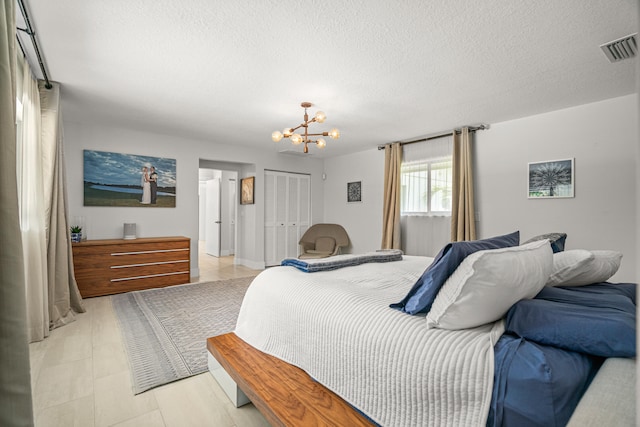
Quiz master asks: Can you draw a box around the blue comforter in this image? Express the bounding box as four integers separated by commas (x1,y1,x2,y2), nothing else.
489,282,636,427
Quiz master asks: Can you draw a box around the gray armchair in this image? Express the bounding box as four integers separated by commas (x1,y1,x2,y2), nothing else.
298,224,350,259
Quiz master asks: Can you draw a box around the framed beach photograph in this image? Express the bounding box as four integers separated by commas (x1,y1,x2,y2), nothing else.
347,181,362,203
528,158,574,199
83,150,176,207
240,176,255,205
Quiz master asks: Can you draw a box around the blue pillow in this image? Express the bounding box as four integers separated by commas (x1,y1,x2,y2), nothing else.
523,232,567,253
557,281,636,305
488,335,600,427
505,283,637,357
390,231,520,314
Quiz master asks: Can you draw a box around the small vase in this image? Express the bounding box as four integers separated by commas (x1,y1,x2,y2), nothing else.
71,232,82,243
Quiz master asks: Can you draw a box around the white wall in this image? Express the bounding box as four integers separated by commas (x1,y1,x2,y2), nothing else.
324,95,637,282
323,148,384,253
64,122,325,276
475,94,637,282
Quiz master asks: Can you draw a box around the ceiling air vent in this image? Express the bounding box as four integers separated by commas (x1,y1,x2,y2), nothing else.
600,33,637,63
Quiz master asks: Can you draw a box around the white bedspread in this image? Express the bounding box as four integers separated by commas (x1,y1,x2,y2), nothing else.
235,256,504,427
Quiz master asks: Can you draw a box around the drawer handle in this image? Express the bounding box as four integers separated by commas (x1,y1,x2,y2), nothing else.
110,271,189,282
111,248,189,256
110,260,189,269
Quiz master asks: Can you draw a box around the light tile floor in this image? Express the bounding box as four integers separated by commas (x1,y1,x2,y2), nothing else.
30,246,268,427
196,241,259,282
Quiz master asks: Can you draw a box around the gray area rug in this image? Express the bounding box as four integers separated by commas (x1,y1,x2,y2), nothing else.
112,277,255,394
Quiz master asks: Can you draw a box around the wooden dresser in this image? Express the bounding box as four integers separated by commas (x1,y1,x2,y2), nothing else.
72,236,191,297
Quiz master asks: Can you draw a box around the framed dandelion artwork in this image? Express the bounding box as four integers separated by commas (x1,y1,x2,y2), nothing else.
528,158,574,199
347,181,362,203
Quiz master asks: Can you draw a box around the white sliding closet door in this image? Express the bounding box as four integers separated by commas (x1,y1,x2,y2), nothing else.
264,171,310,266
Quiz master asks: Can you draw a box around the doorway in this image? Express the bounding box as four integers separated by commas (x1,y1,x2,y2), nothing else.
198,168,238,279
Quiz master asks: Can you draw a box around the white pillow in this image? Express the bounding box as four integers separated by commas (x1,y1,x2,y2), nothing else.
426,239,552,330
546,250,595,286
551,250,623,287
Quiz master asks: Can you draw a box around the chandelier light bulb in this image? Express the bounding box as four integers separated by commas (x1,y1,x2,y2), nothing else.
329,128,340,139
283,128,293,137
317,138,326,149
272,131,283,142
314,111,326,123
291,133,303,145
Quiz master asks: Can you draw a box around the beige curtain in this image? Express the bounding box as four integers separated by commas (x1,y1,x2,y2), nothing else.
17,54,49,342
16,67,84,340
0,1,35,425
381,142,402,249
451,127,477,241
39,82,85,329
17,62,84,339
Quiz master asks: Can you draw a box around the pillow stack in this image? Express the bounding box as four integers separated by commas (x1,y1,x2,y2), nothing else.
391,230,626,331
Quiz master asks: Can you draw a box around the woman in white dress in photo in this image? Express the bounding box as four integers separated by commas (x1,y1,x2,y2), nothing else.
141,166,151,204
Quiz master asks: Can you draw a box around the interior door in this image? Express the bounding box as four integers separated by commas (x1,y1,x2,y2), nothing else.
205,178,221,257
286,175,300,257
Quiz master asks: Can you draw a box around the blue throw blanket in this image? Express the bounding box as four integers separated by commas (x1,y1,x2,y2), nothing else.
281,250,403,273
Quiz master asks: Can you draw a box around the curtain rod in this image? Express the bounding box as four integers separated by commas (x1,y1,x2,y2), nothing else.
377,124,489,150
16,0,52,89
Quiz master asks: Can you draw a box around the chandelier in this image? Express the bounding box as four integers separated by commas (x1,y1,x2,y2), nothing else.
271,102,340,153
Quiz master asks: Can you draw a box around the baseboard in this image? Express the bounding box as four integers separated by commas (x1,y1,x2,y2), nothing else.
234,257,265,270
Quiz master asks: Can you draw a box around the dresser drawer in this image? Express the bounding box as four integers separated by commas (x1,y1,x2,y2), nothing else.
109,260,190,280
72,249,189,271
74,240,189,256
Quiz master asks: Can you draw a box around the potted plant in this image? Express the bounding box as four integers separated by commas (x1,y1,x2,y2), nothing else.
70,225,82,243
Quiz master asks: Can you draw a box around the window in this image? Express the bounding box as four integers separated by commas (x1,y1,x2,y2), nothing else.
401,156,453,215
400,136,453,215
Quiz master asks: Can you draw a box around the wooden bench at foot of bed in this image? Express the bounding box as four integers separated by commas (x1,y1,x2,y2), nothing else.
207,333,374,427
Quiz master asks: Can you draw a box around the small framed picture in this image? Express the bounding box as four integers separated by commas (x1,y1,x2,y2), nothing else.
347,181,362,203
240,176,255,205
528,158,574,198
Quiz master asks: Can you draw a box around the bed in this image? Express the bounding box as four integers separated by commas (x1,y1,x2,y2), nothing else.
212,232,636,426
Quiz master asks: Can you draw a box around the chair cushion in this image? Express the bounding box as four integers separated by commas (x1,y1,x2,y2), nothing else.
315,236,336,253
299,252,332,259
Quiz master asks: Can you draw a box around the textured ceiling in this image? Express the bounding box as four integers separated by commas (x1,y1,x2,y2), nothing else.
23,0,637,158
